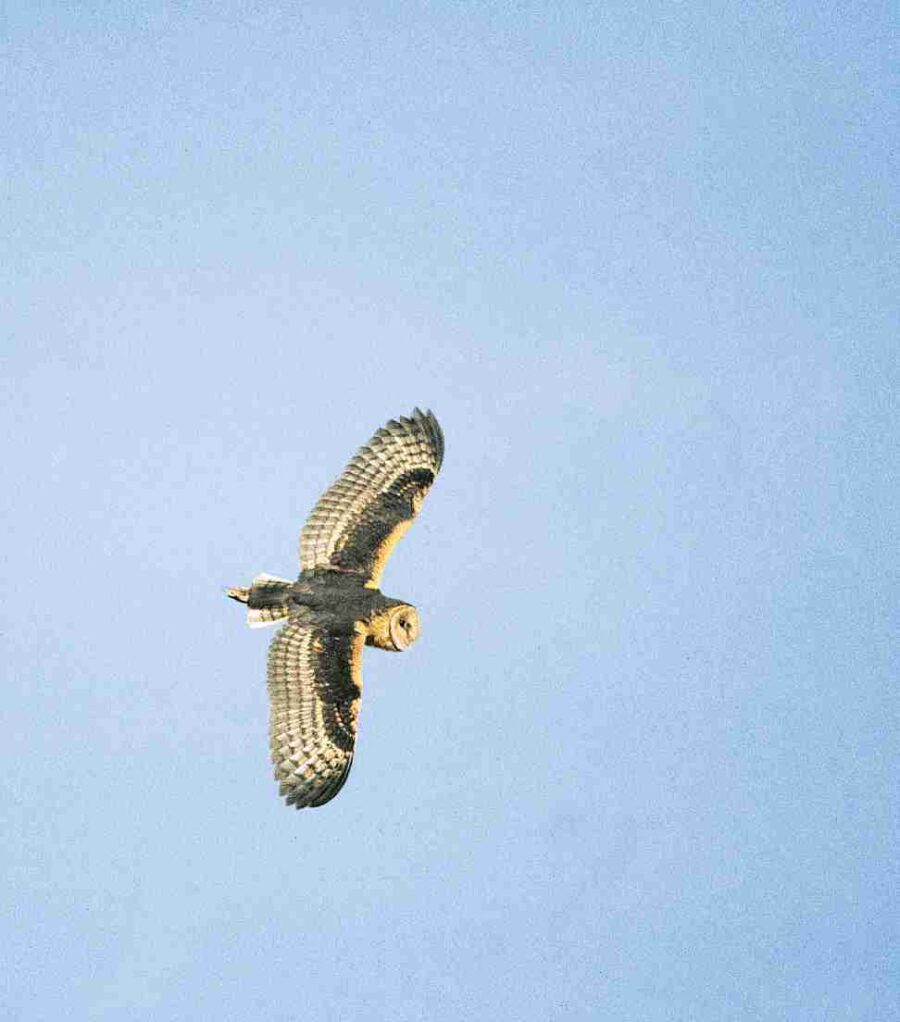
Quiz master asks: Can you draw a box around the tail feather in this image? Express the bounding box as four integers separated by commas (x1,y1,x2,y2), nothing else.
226,572,294,628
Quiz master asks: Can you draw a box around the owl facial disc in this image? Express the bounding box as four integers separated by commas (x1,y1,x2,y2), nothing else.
388,606,420,651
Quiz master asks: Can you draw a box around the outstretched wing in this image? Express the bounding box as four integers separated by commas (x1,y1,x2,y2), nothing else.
299,408,444,587
267,619,365,809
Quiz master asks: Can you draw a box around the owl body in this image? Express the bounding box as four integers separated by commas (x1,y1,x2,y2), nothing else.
240,569,415,648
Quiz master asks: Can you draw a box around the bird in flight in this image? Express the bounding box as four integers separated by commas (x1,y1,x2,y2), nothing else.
227,409,444,809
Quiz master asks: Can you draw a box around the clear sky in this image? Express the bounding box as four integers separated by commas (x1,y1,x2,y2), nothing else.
2,3,896,1019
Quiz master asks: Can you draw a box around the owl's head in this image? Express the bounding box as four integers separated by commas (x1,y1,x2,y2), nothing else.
368,604,420,652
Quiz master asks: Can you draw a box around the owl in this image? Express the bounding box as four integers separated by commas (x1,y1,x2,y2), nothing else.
227,409,444,809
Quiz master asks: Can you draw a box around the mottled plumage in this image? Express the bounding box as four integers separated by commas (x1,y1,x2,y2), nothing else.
227,409,443,809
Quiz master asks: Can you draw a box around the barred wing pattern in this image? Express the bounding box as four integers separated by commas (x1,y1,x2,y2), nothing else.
299,408,444,586
267,620,365,809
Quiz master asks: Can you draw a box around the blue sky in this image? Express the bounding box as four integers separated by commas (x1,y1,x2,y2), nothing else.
2,3,896,1019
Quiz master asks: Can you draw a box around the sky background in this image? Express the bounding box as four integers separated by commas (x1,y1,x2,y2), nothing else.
2,3,896,1019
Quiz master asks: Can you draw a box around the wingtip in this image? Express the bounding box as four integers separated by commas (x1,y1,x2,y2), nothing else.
400,407,444,469
420,408,445,468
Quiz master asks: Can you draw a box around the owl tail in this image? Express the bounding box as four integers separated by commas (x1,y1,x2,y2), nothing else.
226,572,294,628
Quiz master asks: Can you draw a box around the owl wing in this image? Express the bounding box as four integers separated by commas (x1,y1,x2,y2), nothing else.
299,408,444,587
267,619,365,809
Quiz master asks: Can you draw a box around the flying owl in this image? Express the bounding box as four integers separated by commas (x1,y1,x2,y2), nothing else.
227,408,444,809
